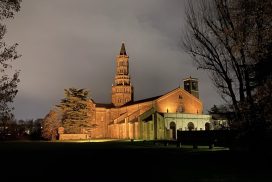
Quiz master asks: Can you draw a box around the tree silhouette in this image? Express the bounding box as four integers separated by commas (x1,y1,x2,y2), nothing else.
0,0,21,139
183,0,272,129
57,88,95,134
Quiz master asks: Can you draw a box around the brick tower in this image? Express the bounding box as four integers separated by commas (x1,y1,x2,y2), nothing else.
183,76,199,99
111,43,133,107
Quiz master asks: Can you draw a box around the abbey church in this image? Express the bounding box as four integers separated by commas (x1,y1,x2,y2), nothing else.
59,43,211,140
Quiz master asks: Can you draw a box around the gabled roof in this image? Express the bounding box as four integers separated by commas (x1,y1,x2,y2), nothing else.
123,95,162,106
95,103,114,109
95,87,202,109
156,87,202,104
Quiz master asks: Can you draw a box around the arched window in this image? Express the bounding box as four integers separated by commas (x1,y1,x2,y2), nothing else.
170,122,176,140
205,122,211,130
187,122,194,131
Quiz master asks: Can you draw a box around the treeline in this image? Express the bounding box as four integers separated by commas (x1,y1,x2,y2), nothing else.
0,119,43,140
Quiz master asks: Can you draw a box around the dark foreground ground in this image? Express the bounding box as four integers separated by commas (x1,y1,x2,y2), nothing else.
0,140,271,182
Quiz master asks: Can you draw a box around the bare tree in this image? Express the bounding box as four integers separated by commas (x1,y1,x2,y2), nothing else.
183,0,272,129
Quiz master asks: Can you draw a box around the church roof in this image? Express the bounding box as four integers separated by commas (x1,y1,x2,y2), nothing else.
95,95,161,108
95,103,114,108
120,42,127,55
156,87,202,103
96,87,202,109
123,95,162,106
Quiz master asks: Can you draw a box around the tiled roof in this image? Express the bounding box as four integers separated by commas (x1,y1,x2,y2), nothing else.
95,103,114,108
95,95,161,109
123,95,162,106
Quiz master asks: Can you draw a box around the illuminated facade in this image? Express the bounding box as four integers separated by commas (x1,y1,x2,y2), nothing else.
59,43,211,140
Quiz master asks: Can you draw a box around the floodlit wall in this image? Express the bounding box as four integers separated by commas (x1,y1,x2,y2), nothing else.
156,88,203,114
156,113,166,140
164,113,212,139
164,113,211,130
59,134,89,140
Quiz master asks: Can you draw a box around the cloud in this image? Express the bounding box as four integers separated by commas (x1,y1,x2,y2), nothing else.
5,0,222,119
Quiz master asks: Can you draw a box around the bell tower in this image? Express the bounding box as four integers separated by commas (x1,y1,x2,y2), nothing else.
111,43,134,107
183,76,199,99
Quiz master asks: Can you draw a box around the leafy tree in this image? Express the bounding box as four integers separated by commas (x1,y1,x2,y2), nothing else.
183,0,272,129
57,88,95,134
0,0,21,138
41,109,61,140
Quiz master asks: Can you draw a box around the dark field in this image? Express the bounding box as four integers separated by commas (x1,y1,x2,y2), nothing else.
0,140,271,182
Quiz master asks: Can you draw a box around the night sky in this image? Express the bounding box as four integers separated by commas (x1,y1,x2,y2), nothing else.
5,0,222,120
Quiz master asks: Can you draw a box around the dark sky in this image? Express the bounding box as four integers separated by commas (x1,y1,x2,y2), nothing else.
5,0,222,120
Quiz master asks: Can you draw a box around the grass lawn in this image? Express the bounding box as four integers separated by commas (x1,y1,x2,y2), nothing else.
0,140,271,182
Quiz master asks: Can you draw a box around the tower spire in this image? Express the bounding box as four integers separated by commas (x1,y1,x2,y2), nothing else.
120,42,127,55
112,43,133,107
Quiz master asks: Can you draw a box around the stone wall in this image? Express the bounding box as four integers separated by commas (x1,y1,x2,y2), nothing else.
59,134,89,140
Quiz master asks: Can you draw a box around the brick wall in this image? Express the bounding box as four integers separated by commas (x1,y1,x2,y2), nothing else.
59,134,89,140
